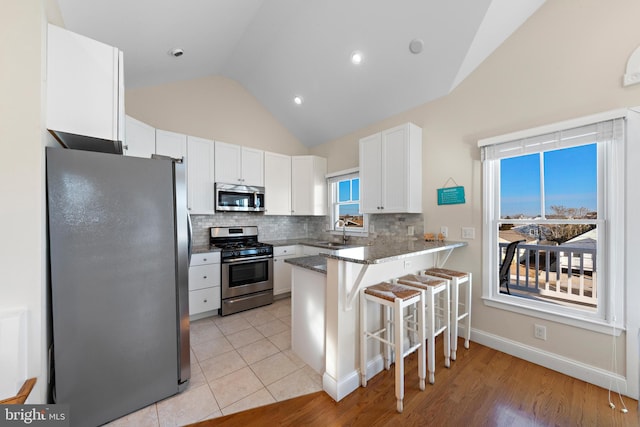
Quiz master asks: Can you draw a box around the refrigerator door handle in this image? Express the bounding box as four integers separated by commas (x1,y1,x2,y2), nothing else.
187,212,193,264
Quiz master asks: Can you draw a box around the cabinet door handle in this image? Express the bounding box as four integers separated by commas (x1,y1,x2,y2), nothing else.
203,276,207,279
204,299,208,303
203,258,207,262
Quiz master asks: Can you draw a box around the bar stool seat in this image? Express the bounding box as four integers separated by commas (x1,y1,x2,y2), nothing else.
423,267,472,360
396,274,450,384
360,282,426,413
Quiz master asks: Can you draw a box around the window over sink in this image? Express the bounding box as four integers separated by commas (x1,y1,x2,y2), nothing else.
328,171,368,235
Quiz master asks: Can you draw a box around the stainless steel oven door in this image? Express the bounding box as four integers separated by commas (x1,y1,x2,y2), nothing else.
222,256,273,299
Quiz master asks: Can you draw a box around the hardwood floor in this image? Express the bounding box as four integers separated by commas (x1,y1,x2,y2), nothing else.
189,340,639,426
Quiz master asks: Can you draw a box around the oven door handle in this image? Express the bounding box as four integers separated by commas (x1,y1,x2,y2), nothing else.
223,255,273,264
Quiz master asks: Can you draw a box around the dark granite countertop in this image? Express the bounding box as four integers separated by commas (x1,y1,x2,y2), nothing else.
191,245,221,254
284,255,327,274
263,238,362,250
282,240,467,272
323,240,467,264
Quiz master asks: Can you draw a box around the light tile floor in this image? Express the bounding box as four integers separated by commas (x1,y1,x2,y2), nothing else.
107,297,322,426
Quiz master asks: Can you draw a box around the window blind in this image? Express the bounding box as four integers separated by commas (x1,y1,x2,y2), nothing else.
481,118,624,161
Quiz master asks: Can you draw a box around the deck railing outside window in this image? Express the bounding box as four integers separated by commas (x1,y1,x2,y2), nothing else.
499,242,597,309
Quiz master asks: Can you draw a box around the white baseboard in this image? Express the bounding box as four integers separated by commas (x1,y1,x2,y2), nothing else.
322,355,385,401
471,328,632,398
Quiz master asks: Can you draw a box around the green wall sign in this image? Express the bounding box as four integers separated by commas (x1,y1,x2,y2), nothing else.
437,186,465,205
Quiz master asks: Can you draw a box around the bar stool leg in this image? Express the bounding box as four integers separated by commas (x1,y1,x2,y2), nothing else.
464,273,472,349
451,279,460,361
426,287,436,384
417,291,426,390
384,305,391,370
360,289,368,387
443,285,451,368
394,298,404,413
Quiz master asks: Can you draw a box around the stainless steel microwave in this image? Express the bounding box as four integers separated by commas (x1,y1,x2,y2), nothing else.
215,183,265,212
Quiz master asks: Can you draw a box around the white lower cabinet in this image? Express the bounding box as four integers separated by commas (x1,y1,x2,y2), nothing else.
188,252,221,316
273,245,301,296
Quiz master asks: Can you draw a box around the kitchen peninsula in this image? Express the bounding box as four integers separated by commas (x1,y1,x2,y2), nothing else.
285,239,467,402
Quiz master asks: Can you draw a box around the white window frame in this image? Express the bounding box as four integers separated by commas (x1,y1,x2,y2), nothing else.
479,110,626,335
327,169,369,236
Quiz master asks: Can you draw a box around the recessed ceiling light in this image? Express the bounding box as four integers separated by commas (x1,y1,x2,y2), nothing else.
293,95,304,105
350,51,363,65
169,48,184,57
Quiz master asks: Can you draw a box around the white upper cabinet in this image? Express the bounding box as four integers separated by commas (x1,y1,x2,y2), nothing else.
46,24,124,141
359,123,422,213
124,116,155,158
187,136,215,214
156,130,187,205
264,152,292,216
291,155,327,216
155,129,187,160
214,141,264,186
241,147,264,186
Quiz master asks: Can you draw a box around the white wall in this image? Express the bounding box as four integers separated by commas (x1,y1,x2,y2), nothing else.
125,75,310,156
311,0,640,399
0,0,49,402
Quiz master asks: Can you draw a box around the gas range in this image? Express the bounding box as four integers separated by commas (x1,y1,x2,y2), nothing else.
210,226,274,316
210,226,273,261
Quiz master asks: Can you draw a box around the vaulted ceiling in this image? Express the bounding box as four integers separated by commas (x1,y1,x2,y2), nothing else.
56,0,546,146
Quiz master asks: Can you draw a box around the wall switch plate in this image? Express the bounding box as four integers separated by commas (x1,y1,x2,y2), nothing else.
404,260,412,270
369,224,375,233
462,227,475,239
534,324,547,340
407,226,414,236
440,226,448,238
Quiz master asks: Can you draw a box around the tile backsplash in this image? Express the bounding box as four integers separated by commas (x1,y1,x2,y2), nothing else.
191,213,424,247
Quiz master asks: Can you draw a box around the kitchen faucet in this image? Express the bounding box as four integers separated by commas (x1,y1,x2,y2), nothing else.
335,219,349,244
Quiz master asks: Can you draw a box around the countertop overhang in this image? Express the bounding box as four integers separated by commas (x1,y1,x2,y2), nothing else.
322,240,467,264
284,240,467,274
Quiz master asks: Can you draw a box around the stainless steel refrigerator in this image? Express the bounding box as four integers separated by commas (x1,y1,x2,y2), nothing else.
46,147,190,427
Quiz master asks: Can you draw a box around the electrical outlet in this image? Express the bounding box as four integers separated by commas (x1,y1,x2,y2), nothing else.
407,226,414,236
534,324,547,340
404,260,412,270
462,227,475,239
440,226,448,239
369,224,375,233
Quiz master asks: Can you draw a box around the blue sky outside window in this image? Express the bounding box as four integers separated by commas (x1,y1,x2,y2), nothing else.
544,144,597,214
500,154,541,217
500,144,596,218
338,180,351,202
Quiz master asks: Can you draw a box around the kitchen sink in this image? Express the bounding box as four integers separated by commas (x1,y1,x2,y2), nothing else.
325,242,349,247
314,241,351,248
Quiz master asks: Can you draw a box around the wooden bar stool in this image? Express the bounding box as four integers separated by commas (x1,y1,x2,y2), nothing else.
360,282,426,413
423,267,472,360
396,274,450,384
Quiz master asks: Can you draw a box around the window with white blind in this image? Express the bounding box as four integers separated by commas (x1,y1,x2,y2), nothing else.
479,111,626,332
